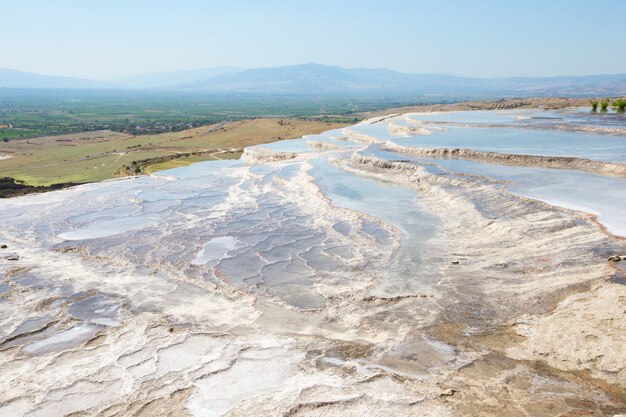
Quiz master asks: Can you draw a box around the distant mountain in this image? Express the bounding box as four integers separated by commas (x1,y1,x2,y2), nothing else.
180,64,626,96
0,69,111,89
1,64,625,97
180,63,480,94
111,66,243,88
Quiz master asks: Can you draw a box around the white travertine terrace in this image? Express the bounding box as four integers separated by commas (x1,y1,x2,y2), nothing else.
0,109,625,416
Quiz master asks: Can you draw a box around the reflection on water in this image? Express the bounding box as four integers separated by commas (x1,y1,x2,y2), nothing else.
393,126,626,163
408,108,626,129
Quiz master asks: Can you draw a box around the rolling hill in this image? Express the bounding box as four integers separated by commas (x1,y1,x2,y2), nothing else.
182,64,626,96
0,69,111,89
1,64,625,97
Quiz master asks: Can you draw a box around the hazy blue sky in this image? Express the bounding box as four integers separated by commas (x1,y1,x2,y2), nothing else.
1,0,625,79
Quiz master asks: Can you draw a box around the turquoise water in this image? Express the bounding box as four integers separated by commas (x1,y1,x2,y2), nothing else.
407,109,626,129
407,110,521,124
364,145,626,236
392,126,626,163
309,157,445,297
253,137,314,153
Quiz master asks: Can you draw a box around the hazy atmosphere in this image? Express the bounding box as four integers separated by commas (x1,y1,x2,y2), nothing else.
1,0,625,79
1,2,625,417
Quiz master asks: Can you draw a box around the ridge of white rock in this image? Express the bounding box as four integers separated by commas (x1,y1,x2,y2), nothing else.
1,108,625,416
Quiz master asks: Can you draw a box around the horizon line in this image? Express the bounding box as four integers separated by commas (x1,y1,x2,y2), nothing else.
2,64,626,83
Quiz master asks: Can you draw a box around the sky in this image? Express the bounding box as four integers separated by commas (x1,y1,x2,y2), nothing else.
1,0,625,80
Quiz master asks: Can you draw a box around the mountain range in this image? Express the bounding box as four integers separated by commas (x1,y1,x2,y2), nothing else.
0,69,111,89
1,64,625,97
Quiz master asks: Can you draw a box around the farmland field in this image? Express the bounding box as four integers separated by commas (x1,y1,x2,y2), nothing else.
0,89,428,139
0,118,349,186
0,89,431,189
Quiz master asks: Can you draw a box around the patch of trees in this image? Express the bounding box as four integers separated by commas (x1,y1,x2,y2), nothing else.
0,177,82,198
